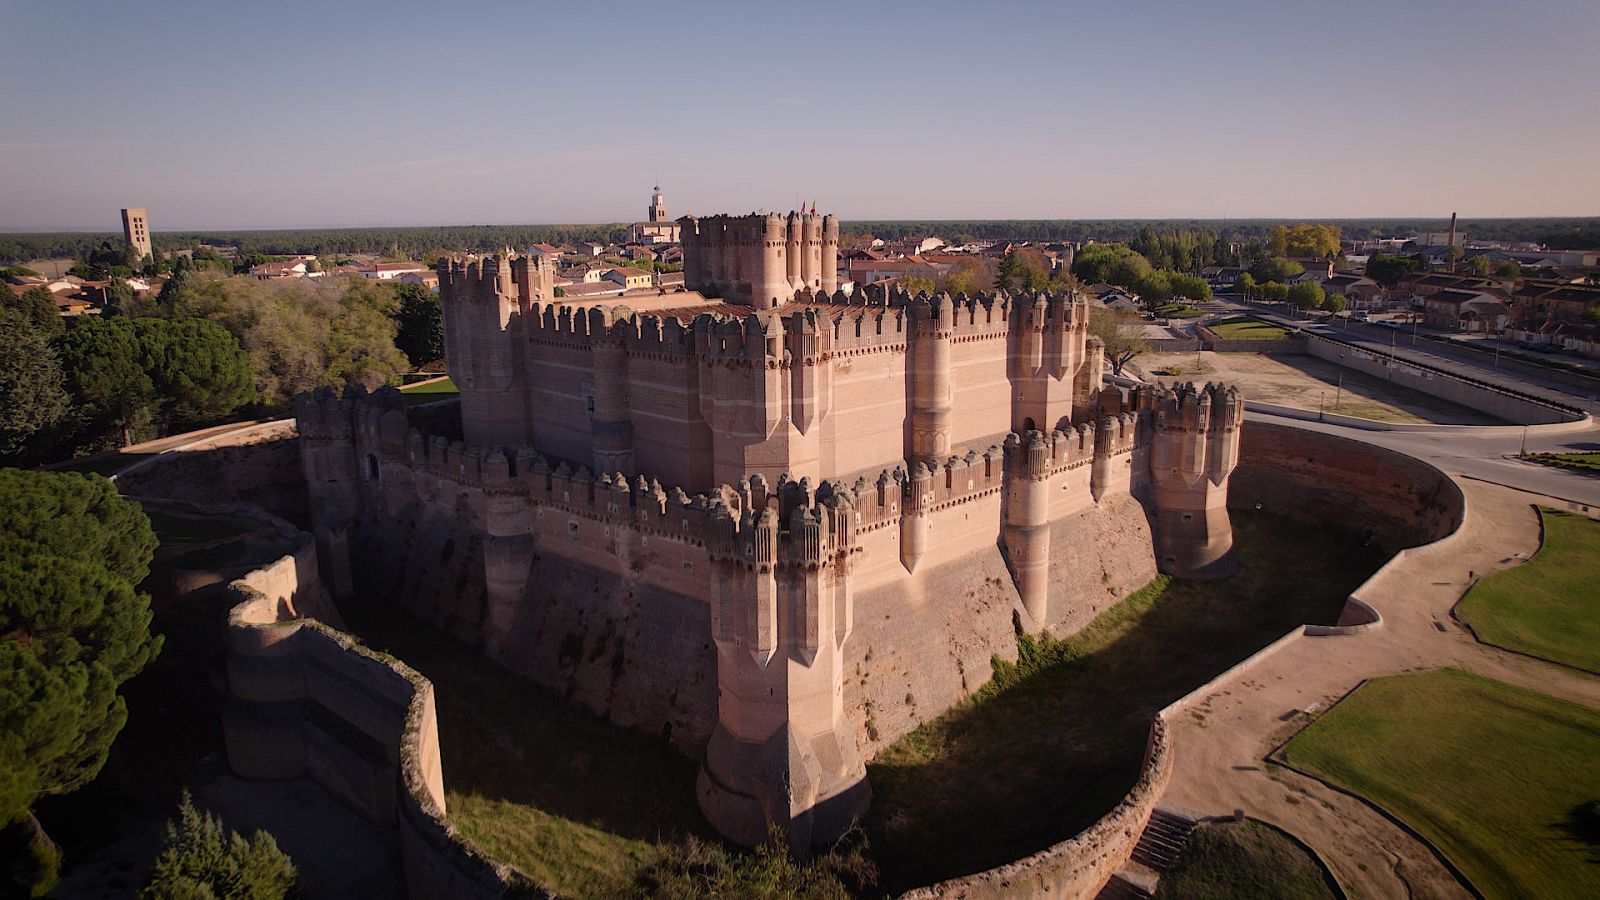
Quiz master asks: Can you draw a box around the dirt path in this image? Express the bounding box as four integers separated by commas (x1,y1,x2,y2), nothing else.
1162,480,1600,900
1138,351,1499,425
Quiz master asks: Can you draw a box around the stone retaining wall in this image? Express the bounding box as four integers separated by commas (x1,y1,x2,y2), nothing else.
218,515,539,898
899,719,1171,900
1228,421,1465,553
1302,334,1579,425
116,420,311,526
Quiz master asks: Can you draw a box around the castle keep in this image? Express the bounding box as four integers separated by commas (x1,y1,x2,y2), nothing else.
298,210,1243,851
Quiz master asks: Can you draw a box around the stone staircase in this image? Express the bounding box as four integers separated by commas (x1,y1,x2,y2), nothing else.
1096,807,1199,899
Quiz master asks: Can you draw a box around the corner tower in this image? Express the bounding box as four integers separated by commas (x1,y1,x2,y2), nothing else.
1143,382,1242,577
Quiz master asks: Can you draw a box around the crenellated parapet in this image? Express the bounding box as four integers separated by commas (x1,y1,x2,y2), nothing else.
1140,381,1244,577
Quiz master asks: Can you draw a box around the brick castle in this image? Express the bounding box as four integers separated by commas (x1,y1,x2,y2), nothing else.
297,209,1242,850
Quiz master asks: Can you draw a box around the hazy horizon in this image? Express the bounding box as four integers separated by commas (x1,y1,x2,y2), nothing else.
4,0,1598,231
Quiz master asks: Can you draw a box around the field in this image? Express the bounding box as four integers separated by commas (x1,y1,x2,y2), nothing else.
863,511,1387,891
1279,668,1600,900
399,376,458,405
1208,317,1289,340
1153,820,1337,899
1525,451,1600,477
1456,508,1600,673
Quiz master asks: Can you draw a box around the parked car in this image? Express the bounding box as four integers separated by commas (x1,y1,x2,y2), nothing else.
1353,311,1370,322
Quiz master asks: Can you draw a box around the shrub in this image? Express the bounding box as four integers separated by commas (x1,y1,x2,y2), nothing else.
141,791,298,899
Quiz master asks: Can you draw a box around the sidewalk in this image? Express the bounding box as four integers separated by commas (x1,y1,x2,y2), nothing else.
1162,479,1600,899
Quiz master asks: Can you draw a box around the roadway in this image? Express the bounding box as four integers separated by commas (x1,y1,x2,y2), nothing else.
1197,295,1600,506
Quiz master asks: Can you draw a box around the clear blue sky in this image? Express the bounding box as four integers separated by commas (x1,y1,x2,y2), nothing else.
3,0,1597,230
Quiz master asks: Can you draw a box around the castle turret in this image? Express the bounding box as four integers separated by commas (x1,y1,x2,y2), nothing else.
1011,290,1090,435
682,210,836,309
440,253,530,447
1002,430,1052,628
1146,382,1242,577
699,487,868,854
819,214,839,294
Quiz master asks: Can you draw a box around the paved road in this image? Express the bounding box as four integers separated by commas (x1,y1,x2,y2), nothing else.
1246,411,1600,508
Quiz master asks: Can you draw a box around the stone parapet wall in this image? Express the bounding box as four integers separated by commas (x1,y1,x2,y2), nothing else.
223,584,538,898
115,420,309,526
898,719,1171,900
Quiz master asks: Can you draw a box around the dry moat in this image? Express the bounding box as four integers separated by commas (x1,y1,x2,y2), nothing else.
344,509,1386,897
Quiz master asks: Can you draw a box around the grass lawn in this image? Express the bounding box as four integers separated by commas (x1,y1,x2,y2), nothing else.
400,376,458,405
1456,508,1600,673
1153,820,1336,899
1525,452,1600,477
344,605,711,899
1209,318,1289,340
863,511,1387,891
1278,668,1600,900
142,506,263,546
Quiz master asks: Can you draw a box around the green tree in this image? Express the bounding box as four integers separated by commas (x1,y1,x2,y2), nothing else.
1071,244,1152,289
1089,306,1149,377
1287,281,1323,310
1493,260,1522,277
1166,272,1212,303
7,287,63,334
1261,281,1289,302
1582,306,1600,325
392,284,445,368
1271,223,1341,258
0,470,162,894
995,250,1021,293
0,311,70,461
166,272,409,407
1139,270,1173,308
896,275,936,296
1250,257,1304,284
1464,255,1491,276
52,318,154,446
1321,293,1348,314
141,791,298,900
1233,273,1258,298
1364,253,1422,288
132,318,256,432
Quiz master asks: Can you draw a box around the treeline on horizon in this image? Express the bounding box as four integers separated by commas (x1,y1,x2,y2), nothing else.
5,217,1599,264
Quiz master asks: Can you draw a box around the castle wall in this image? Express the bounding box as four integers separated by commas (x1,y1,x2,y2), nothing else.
949,331,1014,448
845,539,1022,757
825,346,911,479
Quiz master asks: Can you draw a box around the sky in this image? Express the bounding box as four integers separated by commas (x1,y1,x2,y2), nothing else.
2,0,1598,230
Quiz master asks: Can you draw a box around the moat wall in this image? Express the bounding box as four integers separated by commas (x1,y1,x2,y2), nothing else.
115,420,310,526
1228,420,1464,552
218,511,536,898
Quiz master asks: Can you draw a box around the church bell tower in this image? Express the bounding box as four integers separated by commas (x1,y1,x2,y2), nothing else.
648,185,667,223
